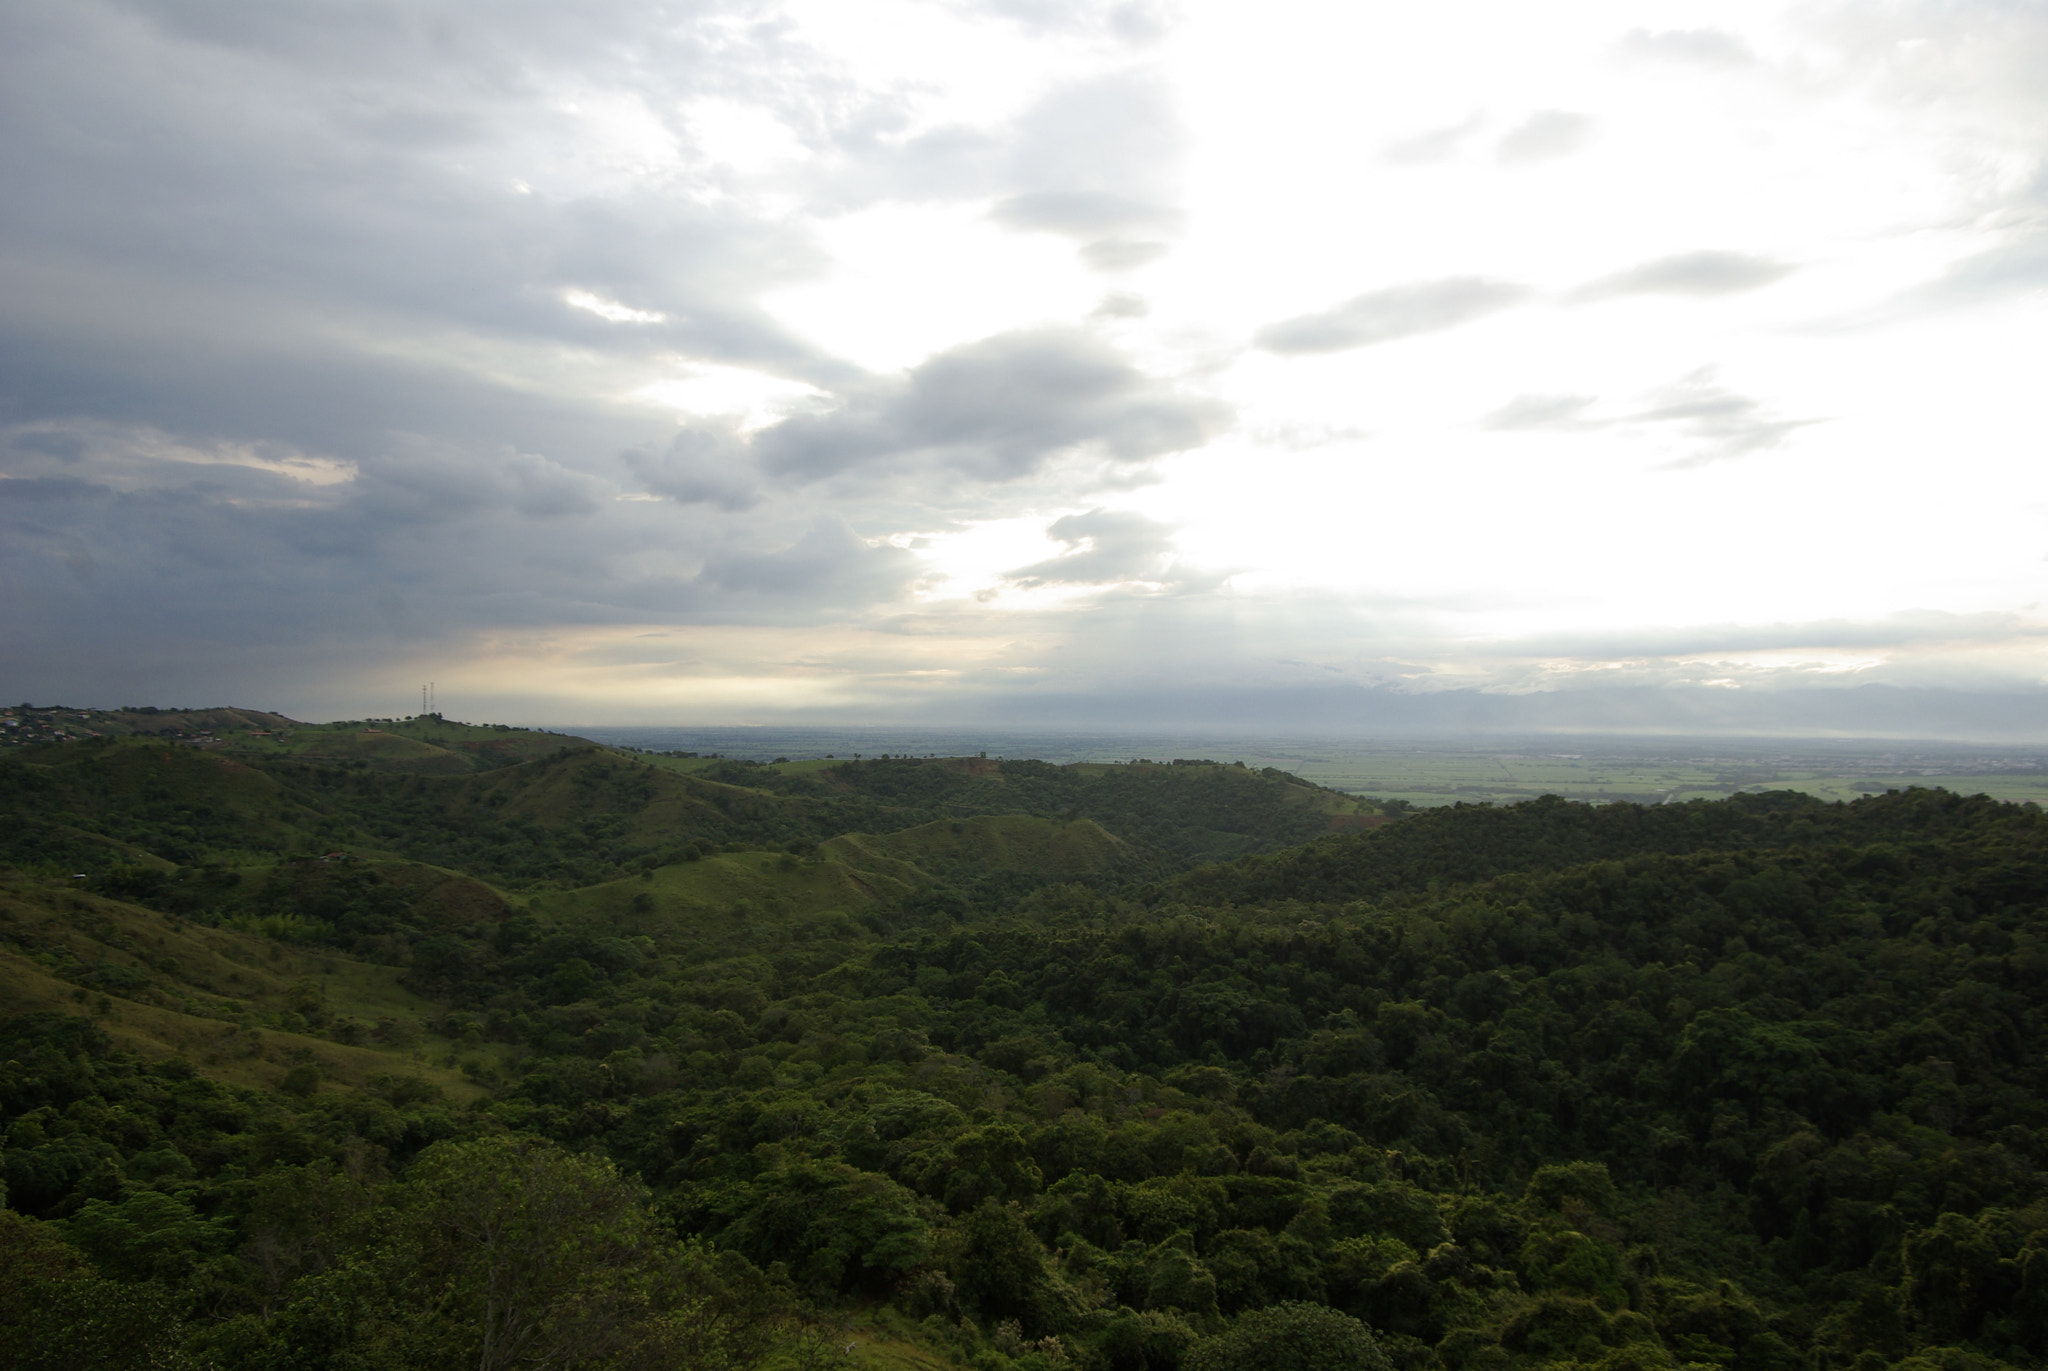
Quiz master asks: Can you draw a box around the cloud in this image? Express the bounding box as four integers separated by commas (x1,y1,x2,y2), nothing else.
356,437,606,523
1005,70,1182,202
1383,114,1484,165
1495,110,1594,164
11,430,86,461
563,289,667,324
1615,28,1756,69
0,475,113,506
1485,609,2048,661
1629,370,1819,467
1573,251,1794,300
965,0,1176,44
0,4,1239,694
696,518,920,608
0,2,850,475
1004,508,1178,588
1482,394,1599,431
754,327,1229,485
992,72,1186,269
1,1,2038,731
1481,372,1817,464
1904,233,2048,309
1079,240,1171,272
1255,278,1531,355
1090,292,1150,320
623,429,761,511
989,192,1182,238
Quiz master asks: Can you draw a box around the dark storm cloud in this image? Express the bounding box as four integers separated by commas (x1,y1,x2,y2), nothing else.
0,0,846,478
0,0,1228,704
2,0,1238,701
0,476,114,506
1495,110,1594,164
11,431,87,461
1,13,809,330
0,4,1206,546
1255,278,1531,355
1574,251,1794,300
1003,508,1178,588
0,442,693,657
751,328,1229,484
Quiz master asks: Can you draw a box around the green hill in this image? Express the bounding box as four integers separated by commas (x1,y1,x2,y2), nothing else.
0,868,484,1097
10,712,2048,1371
824,813,1131,879
1164,786,2038,906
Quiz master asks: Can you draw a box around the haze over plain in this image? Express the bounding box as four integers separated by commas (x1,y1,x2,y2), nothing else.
4,1,2047,737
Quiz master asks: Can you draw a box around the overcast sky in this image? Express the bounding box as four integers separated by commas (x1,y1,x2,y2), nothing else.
5,1,2048,736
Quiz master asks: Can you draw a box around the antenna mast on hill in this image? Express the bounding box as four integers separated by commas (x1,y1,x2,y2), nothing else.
421,683,427,716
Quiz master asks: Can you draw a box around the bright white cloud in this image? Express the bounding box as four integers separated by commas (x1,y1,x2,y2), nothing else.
564,289,668,323
630,362,824,430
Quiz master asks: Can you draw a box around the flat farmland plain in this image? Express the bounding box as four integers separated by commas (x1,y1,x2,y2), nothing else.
1226,739,2048,807
566,725,2048,809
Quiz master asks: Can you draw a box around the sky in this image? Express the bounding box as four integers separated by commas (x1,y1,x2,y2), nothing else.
5,0,2048,737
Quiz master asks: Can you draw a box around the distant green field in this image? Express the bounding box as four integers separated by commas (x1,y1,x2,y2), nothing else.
1210,740,2048,807
628,740,2048,810
566,725,2048,811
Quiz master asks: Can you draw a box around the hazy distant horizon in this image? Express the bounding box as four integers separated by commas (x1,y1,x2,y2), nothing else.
560,720,2048,805
526,678,2048,749
561,722,2048,766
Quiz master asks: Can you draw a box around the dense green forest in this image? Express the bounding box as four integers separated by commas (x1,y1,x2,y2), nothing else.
4,721,2047,1371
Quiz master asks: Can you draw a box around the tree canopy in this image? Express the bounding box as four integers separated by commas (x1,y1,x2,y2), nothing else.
6,733,2048,1371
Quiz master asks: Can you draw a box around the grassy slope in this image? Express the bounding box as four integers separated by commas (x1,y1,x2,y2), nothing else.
248,717,599,774
6,735,1384,886
0,742,322,871
823,813,1130,878
537,813,1128,927
537,849,909,938
527,814,1125,941
0,871,480,1096
2,726,1388,1105
5,706,301,739
6,707,599,775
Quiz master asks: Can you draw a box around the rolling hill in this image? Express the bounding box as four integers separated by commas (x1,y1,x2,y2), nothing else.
7,712,2048,1371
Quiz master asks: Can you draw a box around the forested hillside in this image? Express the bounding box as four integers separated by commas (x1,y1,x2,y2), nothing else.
4,725,2046,1371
